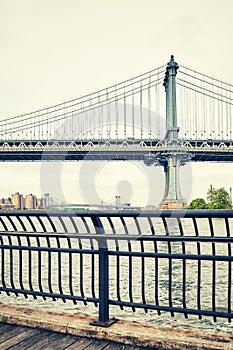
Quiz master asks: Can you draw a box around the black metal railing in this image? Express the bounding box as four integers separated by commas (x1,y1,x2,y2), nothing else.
0,209,232,326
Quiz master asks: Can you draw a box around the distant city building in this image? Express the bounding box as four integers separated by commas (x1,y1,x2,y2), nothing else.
0,192,46,210
0,196,14,210
11,192,24,210
0,202,14,210
44,193,50,209
5,197,12,205
25,194,37,209
37,197,45,209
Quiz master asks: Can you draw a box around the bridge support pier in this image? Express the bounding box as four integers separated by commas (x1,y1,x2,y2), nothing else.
160,154,186,209
159,55,187,209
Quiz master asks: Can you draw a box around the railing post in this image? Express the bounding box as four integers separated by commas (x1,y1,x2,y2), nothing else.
98,246,110,324
90,216,117,327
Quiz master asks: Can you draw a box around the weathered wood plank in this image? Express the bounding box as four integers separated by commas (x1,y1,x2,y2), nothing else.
0,324,30,344
9,329,54,349
38,332,81,350
64,337,102,350
0,327,40,348
0,323,9,330
103,343,144,350
27,332,65,350
0,323,151,349
0,324,21,337
83,339,111,349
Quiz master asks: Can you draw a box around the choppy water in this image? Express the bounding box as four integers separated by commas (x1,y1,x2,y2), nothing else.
0,216,232,334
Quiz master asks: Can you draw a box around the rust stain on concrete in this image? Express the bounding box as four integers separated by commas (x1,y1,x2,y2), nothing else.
0,303,232,349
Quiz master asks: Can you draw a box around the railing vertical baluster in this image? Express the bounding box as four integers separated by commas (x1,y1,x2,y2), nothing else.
78,217,97,306
107,217,122,309
135,218,147,311
177,218,188,319
36,236,46,300
17,236,25,296
193,217,202,319
225,217,232,323
98,246,109,324
0,236,9,296
148,217,161,315
90,216,116,327
209,218,216,322
35,216,55,300
168,242,173,317
7,216,26,297
80,217,89,305
7,236,17,296
164,218,174,317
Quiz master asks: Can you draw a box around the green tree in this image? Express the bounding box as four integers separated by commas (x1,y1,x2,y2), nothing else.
188,198,207,209
207,186,232,209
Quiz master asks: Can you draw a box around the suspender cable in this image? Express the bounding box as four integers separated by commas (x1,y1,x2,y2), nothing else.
71,106,74,140
100,96,103,140
155,71,160,138
91,97,95,139
124,87,126,139
115,85,118,139
140,79,143,139
97,92,101,140
47,108,49,140
89,98,92,139
33,114,36,140
218,85,221,137
106,88,110,139
148,75,151,138
185,69,189,137
179,82,183,138
210,78,214,138
194,73,198,139
191,76,194,137
80,102,84,139
202,75,206,139
229,87,232,140
226,89,229,139
132,87,135,139
220,82,223,139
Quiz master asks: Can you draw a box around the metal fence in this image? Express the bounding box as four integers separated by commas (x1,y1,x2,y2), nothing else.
0,209,232,326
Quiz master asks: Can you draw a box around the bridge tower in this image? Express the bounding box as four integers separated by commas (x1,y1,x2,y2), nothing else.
160,56,186,209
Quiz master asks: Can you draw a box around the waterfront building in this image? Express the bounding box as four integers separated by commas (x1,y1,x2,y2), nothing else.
25,194,37,210
11,192,24,210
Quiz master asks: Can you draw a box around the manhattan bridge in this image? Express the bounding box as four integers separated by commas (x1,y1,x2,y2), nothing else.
1,55,233,208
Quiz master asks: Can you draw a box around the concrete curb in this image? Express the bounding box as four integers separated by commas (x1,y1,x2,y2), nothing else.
0,303,232,349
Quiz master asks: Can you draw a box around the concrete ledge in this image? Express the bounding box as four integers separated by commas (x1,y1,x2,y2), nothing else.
0,303,232,349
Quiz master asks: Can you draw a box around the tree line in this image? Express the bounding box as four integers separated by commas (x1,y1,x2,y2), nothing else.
188,186,232,209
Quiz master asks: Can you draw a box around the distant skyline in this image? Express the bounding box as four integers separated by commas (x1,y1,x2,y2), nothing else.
0,190,45,210
1,0,233,207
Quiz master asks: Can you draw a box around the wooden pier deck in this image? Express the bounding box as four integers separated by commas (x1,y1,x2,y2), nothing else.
0,303,231,349
0,323,142,349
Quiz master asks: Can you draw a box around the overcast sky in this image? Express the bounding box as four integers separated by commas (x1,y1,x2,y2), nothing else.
0,0,233,207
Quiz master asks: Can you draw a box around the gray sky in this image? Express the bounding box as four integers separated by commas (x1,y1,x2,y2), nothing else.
0,0,233,206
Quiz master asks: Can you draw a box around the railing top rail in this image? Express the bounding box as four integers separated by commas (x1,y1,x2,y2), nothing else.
1,209,233,218
0,231,233,242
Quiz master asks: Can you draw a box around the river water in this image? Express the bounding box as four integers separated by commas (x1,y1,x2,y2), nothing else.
0,216,232,334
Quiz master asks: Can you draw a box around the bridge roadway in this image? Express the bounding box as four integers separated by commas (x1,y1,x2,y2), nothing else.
0,139,233,163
